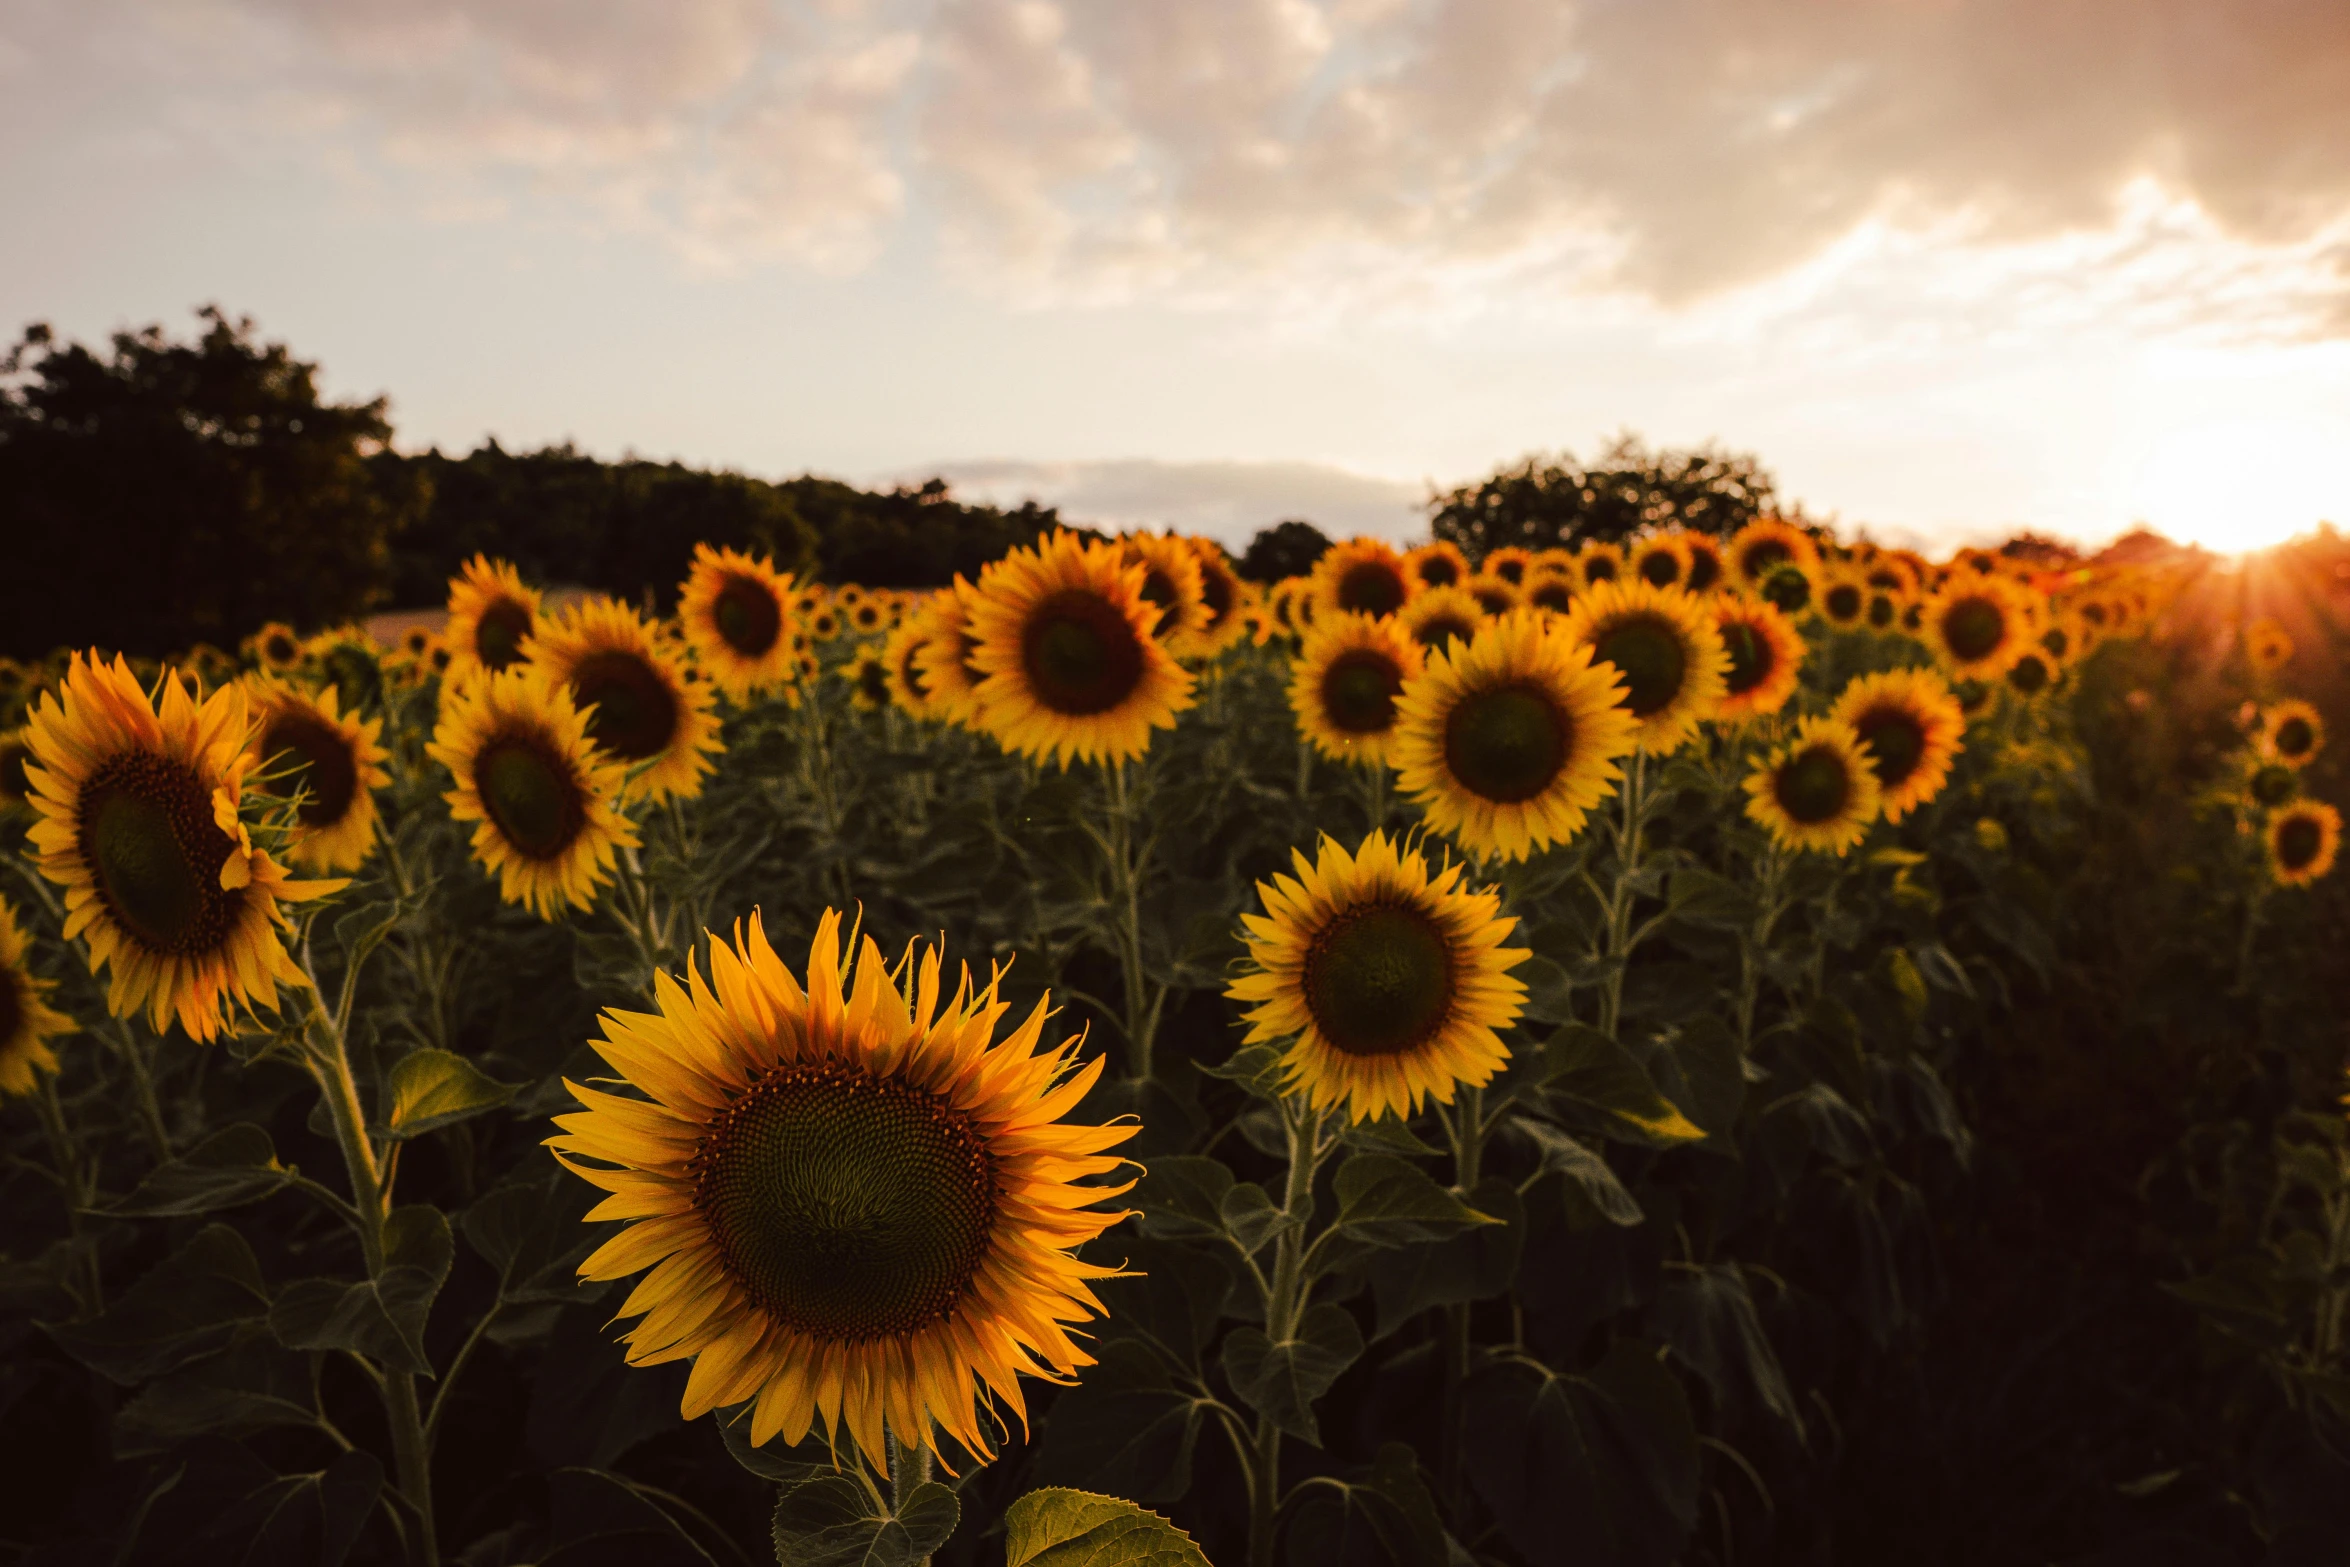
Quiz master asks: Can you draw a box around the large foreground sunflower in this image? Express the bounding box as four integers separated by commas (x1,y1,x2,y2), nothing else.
1710,597,1805,722
967,532,1195,766
444,556,544,682
429,666,637,919
2261,700,2324,770
1392,610,1638,862
1829,669,1965,822
1,897,76,1097
549,910,1135,1468
1560,580,1729,753
1921,575,2038,681
245,679,390,873
1743,717,1883,856
23,655,339,1041
1313,538,1415,619
678,544,798,699
526,598,722,803
1289,612,1423,766
1227,831,1529,1123
2267,800,2339,887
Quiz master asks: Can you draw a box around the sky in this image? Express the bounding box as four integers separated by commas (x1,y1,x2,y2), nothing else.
6,0,2350,556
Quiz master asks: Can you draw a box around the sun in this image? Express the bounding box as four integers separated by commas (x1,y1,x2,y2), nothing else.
2125,416,2350,554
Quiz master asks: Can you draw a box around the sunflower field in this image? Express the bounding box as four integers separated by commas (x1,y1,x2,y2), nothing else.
1,518,2346,1567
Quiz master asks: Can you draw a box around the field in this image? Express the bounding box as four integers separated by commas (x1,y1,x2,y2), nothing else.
1,521,2345,1567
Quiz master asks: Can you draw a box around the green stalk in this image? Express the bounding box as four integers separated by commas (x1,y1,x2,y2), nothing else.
1598,750,1651,1041
1439,1086,1486,1510
1100,761,1163,1082
1735,845,1787,1051
889,1434,936,1566
1248,1100,1326,1567
103,1018,172,1161
33,1074,104,1316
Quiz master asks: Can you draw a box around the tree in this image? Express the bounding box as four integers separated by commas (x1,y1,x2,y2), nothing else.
1428,434,1775,561
788,476,1077,588
0,309,425,659
1238,519,1332,583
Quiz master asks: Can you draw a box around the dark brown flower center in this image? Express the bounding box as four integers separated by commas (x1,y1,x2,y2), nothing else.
2274,716,2315,758
1739,540,1792,580
691,1059,998,1342
1854,706,1926,787
1943,597,2006,662
714,577,783,657
1416,555,1461,588
263,633,298,666
899,640,931,698
1470,584,1516,615
1527,580,1575,615
1445,682,1569,803
1867,593,1898,629
1824,584,1864,622
571,651,680,761
1137,567,1181,634
1021,590,1146,716
475,599,533,671
2006,654,2050,695
1581,555,1619,583
1590,617,1688,718
2250,765,2298,807
1491,556,1527,585
1338,561,1408,617
1638,549,1682,587
1774,746,1852,825
1321,650,1403,735
77,751,238,956
1761,566,1812,614
1413,613,1477,652
1685,546,1722,593
1302,903,1456,1057
857,659,892,707
1198,559,1237,625
476,735,585,861
1722,620,1776,696
260,713,360,828
2276,816,2323,871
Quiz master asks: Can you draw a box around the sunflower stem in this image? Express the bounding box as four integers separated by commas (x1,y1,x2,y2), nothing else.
1598,750,1650,1041
888,1434,935,1564
1250,1099,1330,1567
1439,1086,1485,1512
33,1073,104,1316
104,1017,173,1162
1100,760,1161,1082
1735,845,1787,1052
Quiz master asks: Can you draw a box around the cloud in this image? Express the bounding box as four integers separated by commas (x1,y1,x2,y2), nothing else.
899,457,1427,547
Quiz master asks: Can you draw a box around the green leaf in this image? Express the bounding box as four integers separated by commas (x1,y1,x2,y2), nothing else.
1134,1156,1236,1240
1667,868,1758,928
1004,1488,1210,1567
1093,1235,1235,1373
1221,1301,1366,1445
1219,1181,1291,1256
461,1165,602,1304
377,1047,520,1141
46,1224,271,1385
771,1470,958,1567
270,1206,453,1375
1203,1041,1288,1100
1640,1016,1745,1139
1035,1340,1208,1507
94,1123,294,1217
1541,1024,1705,1146
547,1467,719,1564
1333,1154,1498,1248
1651,1263,1803,1433
1367,1177,1526,1338
113,1323,322,1455
1513,953,1579,1024
1281,1444,1455,1567
1512,1122,1643,1228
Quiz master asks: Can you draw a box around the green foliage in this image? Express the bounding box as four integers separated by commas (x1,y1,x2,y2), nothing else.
1003,1489,1209,1567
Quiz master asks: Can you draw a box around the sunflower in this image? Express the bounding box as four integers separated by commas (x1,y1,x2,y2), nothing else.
1122,533,1210,645
1227,831,1529,1123
1711,597,1805,722
966,533,1195,767
1302,537,1410,620
549,910,1134,1468
914,582,991,722
2245,617,2294,676
1727,518,1818,591
1397,587,1484,656
2004,650,2055,698
1743,717,1882,856
245,679,389,874
1864,588,1905,632
0,897,76,1098
1391,610,1638,862
847,651,893,713
1559,580,1729,753
1262,580,1306,643
1920,574,2038,681
1829,669,1965,823
1530,549,1577,583
400,626,436,662
848,600,887,637
1178,539,1252,660
247,622,304,675
1483,547,1535,588
1465,574,1521,616
808,606,845,644
429,665,637,919
1574,542,1625,589
678,544,798,700
444,556,544,682
22,655,340,1042
1289,612,1424,766
2267,800,2340,887
1816,568,1868,629
1521,573,1578,616
1405,541,1469,591
1683,535,1727,594
1629,532,1692,591
882,616,942,718
834,584,868,611
2261,700,2325,770
525,598,722,804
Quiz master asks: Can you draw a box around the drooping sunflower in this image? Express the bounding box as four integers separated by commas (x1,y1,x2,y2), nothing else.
1227,830,1529,1123
847,651,893,713
1483,547,1535,587
1391,610,1639,862
1727,517,1818,591
2267,800,2340,887
1288,611,1424,766
244,679,389,874
1178,539,1252,660
246,622,304,675
1683,535,1727,594
0,896,76,1098
1920,574,2038,681
1397,586,1484,656
526,598,723,804
444,556,544,682
2261,700,2325,770
1629,532,1692,591
882,616,942,718
1710,596,1805,722
1829,669,1965,823
678,543,798,700
1743,716,1883,856
549,910,1135,1469
1560,579,1730,753
966,532,1196,767
1465,574,1521,617
1121,533,1210,645
1310,537,1416,620
23,655,341,1041
429,665,637,919
1816,568,1868,629
1574,541,1625,590
1405,541,1469,592
2245,617,2294,676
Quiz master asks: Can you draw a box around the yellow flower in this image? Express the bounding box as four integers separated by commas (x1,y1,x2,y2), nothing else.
846,650,892,712
1465,574,1522,616
2245,617,2293,675
1228,831,1529,1123
1122,533,1210,645
881,614,942,717
1391,610,1638,862
1521,572,1579,616
525,597,723,804
1288,611,1424,766
549,911,1134,1469
2004,649,2056,699
23,655,341,1041
246,622,304,675
1483,547,1536,587
1573,541,1625,590
1920,574,2039,681
1406,541,1471,592
1816,567,1869,629
1397,587,1485,657
1628,531,1693,591
1683,534,1728,594
244,678,390,874
966,533,1196,767
1743,716,1882,856
1710,597,1804,723
1829,669,1965,823
428,665,637,919
444,556,544,682
1559,579,1730,754
1178,539,1253,659
2268,800,2339,887
1312,538,1417,619
912,581,989,722
2261,700,2324,770
1727,518,1817,592
0,897,77,1097
678,543,798,700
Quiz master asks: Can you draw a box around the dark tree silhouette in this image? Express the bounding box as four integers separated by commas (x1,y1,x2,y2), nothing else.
1429,434,1776,561
1239,518,1333,582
